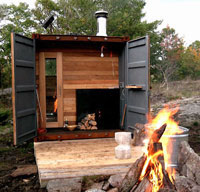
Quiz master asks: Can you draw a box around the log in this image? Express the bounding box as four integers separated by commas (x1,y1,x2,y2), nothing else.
80,125,86,130
89,120,97,126
147,124,167,158
88,113,95,121
84,121,89,128
91,126,98,130
132,177,152,192
132,123,145,146
147,142,175,190
149,124,167,143
118,155,146,192
86,126,91,130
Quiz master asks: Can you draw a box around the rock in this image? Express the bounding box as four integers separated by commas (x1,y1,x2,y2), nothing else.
191,185,200,192
10,165,37,177
178,141,200,185
102,181,110,191
151,96,200,127
46,178,82,192
174,175,200,192
158,189,176,192
85,189,105,192
108,174,125,188
107,188,118,192
89,182,104,190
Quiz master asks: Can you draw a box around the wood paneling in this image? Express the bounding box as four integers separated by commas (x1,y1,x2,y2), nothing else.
63,48,119,125
63,51,119,90
39,52,46,129
38,47,120,127
57,52,64,127
63,89,76,125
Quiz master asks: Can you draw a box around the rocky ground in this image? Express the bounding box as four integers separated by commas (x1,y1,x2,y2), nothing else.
151,96,200,156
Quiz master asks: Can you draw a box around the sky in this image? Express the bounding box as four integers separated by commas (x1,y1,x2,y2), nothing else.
0,0,200,46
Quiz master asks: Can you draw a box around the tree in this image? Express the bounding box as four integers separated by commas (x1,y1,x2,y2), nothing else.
180,42,200,79
33,0,160,38
0,0,161,88
155,26,184,89
0,3,36,88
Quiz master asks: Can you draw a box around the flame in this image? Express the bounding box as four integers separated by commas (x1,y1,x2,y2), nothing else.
139,105,182,191
54,98,58,113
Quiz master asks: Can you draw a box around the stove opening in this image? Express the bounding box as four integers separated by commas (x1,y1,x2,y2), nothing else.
77,89,120,130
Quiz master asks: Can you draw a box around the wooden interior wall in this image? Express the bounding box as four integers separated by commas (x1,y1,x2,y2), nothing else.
63,48,119,125
63,89,76,125
36,46,120,127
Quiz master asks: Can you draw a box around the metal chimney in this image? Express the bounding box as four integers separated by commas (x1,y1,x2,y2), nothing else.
95,10,108,36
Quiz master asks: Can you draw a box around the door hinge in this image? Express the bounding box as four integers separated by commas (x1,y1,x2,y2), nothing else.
119,82,124,89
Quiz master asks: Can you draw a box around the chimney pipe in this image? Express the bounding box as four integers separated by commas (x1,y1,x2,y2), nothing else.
95,10,108,36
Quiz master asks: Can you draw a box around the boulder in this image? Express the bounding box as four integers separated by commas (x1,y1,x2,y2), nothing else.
178,141,200,185
47,178,82,192
108,174,125,188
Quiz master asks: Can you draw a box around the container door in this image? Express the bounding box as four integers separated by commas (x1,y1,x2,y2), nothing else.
11,33,37,145
125,36,150,131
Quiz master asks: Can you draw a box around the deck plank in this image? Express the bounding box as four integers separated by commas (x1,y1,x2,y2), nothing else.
34,138,143,187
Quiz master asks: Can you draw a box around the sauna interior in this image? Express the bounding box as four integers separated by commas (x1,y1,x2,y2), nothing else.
35,35,128,133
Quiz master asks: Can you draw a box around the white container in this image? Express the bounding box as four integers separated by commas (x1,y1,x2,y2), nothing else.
115,132,132,159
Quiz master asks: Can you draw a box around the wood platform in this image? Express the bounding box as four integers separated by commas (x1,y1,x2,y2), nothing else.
34,138,144,187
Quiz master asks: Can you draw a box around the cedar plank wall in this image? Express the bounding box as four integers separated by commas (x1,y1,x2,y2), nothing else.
63,48,119,125
36,45,119,126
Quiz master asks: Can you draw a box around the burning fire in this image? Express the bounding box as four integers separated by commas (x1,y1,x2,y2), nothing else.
139,105,182,192
54,98,58,113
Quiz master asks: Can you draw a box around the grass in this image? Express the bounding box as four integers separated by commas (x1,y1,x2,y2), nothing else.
151,79,200,104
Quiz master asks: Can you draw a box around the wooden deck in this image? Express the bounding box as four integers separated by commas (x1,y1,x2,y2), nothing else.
34,138,143,187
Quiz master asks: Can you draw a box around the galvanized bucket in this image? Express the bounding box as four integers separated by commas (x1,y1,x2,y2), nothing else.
161,126,189,169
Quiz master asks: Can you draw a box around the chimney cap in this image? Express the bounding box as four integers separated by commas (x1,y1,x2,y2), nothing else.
95,10,108,18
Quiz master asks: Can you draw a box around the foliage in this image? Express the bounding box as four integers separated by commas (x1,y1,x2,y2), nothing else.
0,0,161,89
0,108,10,125
45,58,57,76
1,0,200,88
179,45,200,79
0,3,36,88
154,26,184,88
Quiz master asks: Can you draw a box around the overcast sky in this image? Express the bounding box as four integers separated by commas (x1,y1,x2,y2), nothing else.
1,0,200,46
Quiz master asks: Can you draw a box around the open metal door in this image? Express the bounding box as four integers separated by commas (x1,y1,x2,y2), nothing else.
11,33,37,145
125,36,150,131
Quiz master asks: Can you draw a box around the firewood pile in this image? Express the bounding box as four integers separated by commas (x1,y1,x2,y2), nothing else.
78,113,98,130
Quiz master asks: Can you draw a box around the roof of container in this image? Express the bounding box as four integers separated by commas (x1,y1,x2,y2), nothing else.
32,34,130,43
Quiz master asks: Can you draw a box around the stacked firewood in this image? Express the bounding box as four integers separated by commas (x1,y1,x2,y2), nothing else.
78,113,98,130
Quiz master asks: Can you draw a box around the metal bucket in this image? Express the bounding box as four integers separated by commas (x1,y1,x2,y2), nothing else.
161,126,189,169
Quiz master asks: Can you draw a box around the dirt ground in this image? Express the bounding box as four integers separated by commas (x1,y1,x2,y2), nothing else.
0,132,46,192
0,80,200,191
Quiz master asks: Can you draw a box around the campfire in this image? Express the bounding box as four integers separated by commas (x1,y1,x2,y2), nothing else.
120,105,186,192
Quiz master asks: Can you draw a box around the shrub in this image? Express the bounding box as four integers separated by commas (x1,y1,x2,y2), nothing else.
0,108,10,125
